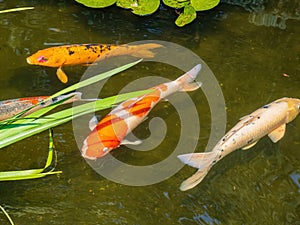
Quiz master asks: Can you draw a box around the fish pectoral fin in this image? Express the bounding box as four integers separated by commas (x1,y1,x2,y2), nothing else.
89,115,100,131
242,140,259,150
121,138,142,145
268,124,286,143
56,67,68,83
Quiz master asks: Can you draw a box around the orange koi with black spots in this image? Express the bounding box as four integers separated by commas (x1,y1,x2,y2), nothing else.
81,64,202,160
26,43,163,83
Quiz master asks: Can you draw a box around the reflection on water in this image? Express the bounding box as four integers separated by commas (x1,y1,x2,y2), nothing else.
223,0,300,29
0,0,299,224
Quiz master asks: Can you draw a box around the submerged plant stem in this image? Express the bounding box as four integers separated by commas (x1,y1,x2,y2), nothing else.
0,205,14,225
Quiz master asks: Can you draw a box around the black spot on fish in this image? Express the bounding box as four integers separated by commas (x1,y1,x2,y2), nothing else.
219,155,222,159
262,105,269,108
257,116,260,119
68,50,75,56
52,97,58,102
221,149,224,152
222,138,226,142
85,44,91,50
107,45,111,50
212,160,216,164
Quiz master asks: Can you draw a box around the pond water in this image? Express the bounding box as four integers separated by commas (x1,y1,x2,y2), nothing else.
0,0,299,224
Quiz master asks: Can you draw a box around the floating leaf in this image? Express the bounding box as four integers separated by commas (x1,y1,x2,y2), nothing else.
116,0,134,9
117,0,160,16
191,0,220,11
75,0,116,8
162,0,189,9
175,5,196,27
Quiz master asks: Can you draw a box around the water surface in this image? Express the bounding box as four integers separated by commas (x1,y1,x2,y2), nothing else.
0,0,299,224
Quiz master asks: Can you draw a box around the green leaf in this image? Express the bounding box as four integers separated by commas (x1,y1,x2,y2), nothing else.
162,0,189,9
0,90,152,148
191,0,220,11
175,5,196,27
0,59,146,148
49,58,143,100
117,0,160,16
75,0,116,8
0,130,61,181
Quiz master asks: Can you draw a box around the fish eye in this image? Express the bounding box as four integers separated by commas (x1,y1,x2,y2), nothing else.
37,56,48,63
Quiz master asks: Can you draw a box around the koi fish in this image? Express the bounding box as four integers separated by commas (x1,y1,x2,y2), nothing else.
0,92,83,121
178,97,300,191
81,64,202,160
26,43,163,83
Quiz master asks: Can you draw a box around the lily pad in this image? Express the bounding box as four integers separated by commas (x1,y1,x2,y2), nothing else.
75,0,116,8
191,0,220,11
162,0,189,9
175,5,196,27
117,0,160,16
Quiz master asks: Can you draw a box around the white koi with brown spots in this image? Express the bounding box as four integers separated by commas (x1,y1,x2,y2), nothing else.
0,92,83,121
81,64,202,160
178,97,300,191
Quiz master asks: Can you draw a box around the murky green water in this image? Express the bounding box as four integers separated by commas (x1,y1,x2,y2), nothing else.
0,0,299,224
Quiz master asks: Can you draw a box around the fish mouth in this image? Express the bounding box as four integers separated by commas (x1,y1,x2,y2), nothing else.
26,57,32,64
81,140,98,160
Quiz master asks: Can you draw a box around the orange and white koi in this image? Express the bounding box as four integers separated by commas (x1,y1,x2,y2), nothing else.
178,97,300,191
81,64,202,160
26,43,163,83
0,92,83,121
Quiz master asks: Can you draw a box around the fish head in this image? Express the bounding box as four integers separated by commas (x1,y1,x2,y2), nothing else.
284,98,300,122
81,133,117,160
26,48,65,67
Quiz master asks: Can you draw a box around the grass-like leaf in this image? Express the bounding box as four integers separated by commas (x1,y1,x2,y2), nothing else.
0,7,34,14
0,129,61,181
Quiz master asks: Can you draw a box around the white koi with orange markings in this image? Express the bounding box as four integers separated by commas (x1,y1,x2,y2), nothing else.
178,97,300,191
81,64,202,160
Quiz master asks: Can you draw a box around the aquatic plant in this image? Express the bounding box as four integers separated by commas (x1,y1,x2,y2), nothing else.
0,205,14,225
74,0,221,26
0,59,151,180
0,7,34,14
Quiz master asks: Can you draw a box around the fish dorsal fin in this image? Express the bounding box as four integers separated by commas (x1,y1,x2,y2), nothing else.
242,140,259,150
268,124,286,143
89,115,99,131
56,67,68,83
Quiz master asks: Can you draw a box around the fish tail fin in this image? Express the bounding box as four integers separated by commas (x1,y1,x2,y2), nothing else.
128,43,163,58
177,151,216,191
175,64,202,92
